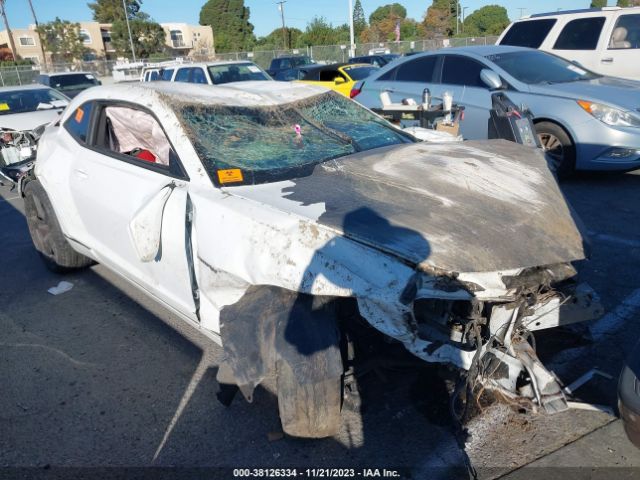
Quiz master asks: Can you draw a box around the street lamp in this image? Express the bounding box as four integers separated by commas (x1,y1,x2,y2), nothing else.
462,6,469,33
348,0,354,58
122,0,137,62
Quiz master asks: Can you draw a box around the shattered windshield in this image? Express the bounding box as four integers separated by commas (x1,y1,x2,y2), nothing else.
178,91,413,185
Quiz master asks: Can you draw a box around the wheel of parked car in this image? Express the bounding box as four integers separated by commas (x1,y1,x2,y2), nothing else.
535,121,576,179
23,180,94,273
276,357,343,438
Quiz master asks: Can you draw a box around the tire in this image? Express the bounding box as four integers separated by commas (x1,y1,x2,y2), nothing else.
535,121,576,179
23,180,93,273
276,358,343,438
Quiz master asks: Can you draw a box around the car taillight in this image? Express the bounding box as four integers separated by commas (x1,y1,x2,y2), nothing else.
350,82,363,99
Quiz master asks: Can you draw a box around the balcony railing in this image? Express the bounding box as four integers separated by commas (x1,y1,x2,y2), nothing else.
171,39,190,49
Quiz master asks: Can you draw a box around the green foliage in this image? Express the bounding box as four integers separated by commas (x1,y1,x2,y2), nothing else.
111,19,166,58
590,0,607,7
199,0,255,52
423,0,459,37
369,3,407,25
617,0,640,6
299,17,345,46
353,0,367,37
36,17,88,62
88,0,148,22
463,5,510,36
255,27,304,50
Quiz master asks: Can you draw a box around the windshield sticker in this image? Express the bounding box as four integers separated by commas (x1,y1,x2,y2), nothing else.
75,108,84,123
85,74,95,80
247,65,261,73
0,103,9,111
218,168,244,184
567,64,587,75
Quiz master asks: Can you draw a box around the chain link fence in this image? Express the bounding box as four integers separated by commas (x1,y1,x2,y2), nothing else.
0,35,498,86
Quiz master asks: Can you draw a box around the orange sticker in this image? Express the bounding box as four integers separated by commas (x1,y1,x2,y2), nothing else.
74,108,84,123
217,168,244,184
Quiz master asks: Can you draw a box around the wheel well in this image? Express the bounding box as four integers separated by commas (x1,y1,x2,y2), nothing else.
532,118,575,145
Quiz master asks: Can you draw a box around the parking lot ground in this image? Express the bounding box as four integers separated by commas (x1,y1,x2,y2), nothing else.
1,170,640,478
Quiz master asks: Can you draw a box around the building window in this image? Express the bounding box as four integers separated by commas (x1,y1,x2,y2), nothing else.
19,36,35,46
79,29,92,45
170,30,186,48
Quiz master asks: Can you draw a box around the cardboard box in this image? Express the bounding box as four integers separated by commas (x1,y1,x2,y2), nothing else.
435,122,460,136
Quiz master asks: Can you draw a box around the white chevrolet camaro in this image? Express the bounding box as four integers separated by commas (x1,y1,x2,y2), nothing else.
23,81,603,437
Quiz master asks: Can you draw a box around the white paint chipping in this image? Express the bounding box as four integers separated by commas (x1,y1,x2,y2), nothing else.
591,288,640,340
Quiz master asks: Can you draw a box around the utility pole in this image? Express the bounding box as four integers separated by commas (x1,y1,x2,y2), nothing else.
462,6,469,33
276,1,287,50
456,1,459,35
0,0,18,61
517,7,527,18
348,0,354,58
27,0,47,70
122,0,137,62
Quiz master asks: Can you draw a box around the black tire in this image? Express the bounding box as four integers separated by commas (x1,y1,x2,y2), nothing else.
535,121,576,179
23,180,93,273
276,358,343,438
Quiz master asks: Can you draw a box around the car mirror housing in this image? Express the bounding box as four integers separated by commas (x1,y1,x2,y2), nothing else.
481,69,503,91
334,77,346,85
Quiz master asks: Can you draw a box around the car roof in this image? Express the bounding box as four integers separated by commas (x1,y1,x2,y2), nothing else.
42,71,95,77
409,45,532,58
70,81,329,110
526,6,637,18
180,60,261,68
0,84,52,92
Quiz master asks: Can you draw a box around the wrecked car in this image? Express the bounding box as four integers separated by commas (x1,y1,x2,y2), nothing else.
23,81,603,438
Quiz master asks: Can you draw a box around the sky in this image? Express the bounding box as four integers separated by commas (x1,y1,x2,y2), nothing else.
5,0,599,37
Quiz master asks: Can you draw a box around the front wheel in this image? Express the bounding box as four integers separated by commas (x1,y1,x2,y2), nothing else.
23,180,93,273
535,121,576,179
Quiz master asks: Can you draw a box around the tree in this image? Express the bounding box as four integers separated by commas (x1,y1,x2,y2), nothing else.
36,17,88,63
423,0,459,37
353,0,367,37
255,27,304,50
199,0,255,52
300,17,342,46
369,3,407,25
617,0,640,6
590,0,607,6
111,18,165,58
88,0,148,23
463,5,510,36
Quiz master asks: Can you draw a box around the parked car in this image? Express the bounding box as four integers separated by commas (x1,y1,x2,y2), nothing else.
348,54,400,68
354,45,640,176
36,72,101,98
497,6,640,81
619,339,640,449
294,63,379,97
0,85,69,131
266,55,314,77
140,61,272,85
23,81,602,437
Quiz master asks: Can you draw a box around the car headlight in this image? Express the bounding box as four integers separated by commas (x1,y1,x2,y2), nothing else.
578,100,640,128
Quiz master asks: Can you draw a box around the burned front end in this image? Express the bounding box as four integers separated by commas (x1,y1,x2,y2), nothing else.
408,263,602,413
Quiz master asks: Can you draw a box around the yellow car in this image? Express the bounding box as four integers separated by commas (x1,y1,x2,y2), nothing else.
294,63,379,97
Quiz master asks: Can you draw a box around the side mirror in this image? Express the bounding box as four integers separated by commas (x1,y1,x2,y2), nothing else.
480,69,503,91
334,77,346,85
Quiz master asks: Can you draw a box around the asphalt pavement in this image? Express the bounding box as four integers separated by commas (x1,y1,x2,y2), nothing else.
1,170,640,479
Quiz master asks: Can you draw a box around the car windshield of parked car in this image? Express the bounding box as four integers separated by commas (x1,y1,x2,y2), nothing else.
342,65,379,80
207,63,270,84
0,89,68,115
50,74,99,91
487,50,601,85
178,91,413,183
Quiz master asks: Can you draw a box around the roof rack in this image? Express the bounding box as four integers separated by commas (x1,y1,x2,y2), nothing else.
530,6,621,18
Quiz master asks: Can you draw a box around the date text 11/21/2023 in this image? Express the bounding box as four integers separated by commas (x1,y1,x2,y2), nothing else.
232,468,402,478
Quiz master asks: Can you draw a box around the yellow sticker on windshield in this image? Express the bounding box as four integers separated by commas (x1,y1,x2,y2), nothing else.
217,168,244,184
0,103,9,111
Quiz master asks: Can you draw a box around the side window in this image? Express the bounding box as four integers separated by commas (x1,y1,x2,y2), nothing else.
553,17,606,50
319,69,343,81
191,68,207,84
500,19,557,48
93,104,178,172
64,102,94,143
281,59,292,69
161,68,174,81
441,56,485,87
609,14,640,49
378,67,397,81
174,68,190,82
395,56,437,82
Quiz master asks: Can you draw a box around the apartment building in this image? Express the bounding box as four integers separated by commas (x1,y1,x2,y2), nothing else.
0,21,214,64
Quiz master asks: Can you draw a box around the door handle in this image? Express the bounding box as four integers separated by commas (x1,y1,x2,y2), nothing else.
601,57,614,63
74,169,88,179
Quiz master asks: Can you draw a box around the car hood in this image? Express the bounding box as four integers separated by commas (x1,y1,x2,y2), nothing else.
229,140,587,274
529,76,640,110
0,109,61,131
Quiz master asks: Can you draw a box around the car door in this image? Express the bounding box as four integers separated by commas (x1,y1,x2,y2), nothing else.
601,12,640,80
381,54,440,105
550,16,610,74
64,101,197,319
438,54,493,140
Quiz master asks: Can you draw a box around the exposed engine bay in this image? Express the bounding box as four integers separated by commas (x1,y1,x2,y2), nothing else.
0,126,44,193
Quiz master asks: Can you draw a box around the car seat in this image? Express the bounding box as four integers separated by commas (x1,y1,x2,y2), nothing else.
610,27,631,49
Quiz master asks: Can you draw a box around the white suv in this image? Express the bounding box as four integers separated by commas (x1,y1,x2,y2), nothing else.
497,6,640,80
141,61,272,85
